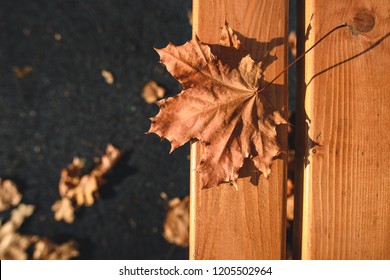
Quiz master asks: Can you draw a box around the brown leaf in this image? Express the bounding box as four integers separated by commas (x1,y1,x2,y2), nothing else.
287,178,294,197
148,23,286,187
0,204,36,260
160,191,168,200
92,143,122,180
51,197,75,224
0,204,78,259
163,196,189,247
142,81,166,104
54,33,62,41
58,157,85,198
67,175,99,207
101,69,114,84
286,194,294,221
287,149,295,196
219,22,241,49
33,238,79,260
52,144,122,223
0,179,22,211
187,10,192,26
6,204,34,229
288,31,297,57
13,66,33,79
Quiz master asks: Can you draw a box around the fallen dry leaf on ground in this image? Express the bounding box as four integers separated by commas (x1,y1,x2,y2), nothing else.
0,179,22,211
287,178,294,197
160,191,168,200
287,148,295,217
0,204,79,259
286,194,294,221
148,22,286,187
52,144,122,223
92,144,122,179
142,81,165,104
163,196,189,247
288,31,297,57
33,238,79,260
101,69,114,84
58,157,85,198
54,32,62,41
0,204,36,260
13,66,33,79
67,173,99,207
51,197,75,224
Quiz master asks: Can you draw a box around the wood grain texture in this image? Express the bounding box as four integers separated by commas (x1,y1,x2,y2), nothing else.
298,0,390,259
190,0,288,259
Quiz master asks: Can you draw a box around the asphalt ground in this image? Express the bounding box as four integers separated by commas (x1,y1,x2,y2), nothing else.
0,0,192,259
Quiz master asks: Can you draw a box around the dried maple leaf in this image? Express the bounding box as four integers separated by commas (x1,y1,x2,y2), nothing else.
101,69,114,84
92,143,122,180
33,238,79,260
51,197,75,223
286,194,294,221
0,204,36,260
148,23,286,187
187,10,193,26
13,66,33,79
288,31,297,57
0,204,78,259
0,179,22,211
58,157,85,198
52,144,122,223
142,81,166,104
163,196,189,247
54,32,62,41
67,174,99,207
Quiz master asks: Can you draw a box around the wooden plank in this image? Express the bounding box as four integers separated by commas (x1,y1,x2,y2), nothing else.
297,0,390,259
189,0,288,259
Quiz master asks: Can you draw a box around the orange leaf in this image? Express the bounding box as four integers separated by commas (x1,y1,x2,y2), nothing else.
148,23,286,187
163,196,189,247
142,81,166,104
52,144,122,223
0,179,22,211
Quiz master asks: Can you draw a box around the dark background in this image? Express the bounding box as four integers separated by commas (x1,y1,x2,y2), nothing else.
0,0,296,259
0,0,192,259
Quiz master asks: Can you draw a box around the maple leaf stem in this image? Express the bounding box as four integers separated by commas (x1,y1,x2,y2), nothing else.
257,22,350,94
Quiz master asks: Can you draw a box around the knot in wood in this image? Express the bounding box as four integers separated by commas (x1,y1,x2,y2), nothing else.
351,11,375,34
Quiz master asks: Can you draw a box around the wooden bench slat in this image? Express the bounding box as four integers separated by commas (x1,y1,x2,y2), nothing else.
296,0,390,259
190,0,288,260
